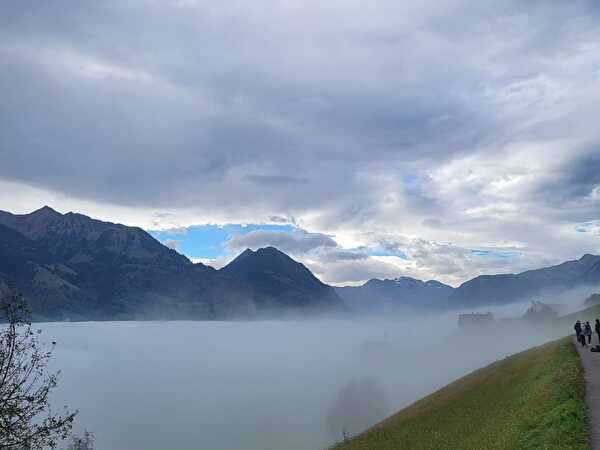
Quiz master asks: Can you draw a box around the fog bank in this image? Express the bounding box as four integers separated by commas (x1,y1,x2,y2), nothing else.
43,311,565,450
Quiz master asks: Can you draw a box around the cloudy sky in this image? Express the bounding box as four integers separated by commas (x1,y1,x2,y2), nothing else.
2,0,600,286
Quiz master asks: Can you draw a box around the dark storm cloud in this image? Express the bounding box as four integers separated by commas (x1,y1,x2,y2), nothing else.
554,150,600,200
534,149,600,220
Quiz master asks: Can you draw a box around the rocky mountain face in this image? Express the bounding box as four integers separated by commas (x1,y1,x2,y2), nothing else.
335,277,454,314
0,207,344,320
449,254,600,308
221,247,345,314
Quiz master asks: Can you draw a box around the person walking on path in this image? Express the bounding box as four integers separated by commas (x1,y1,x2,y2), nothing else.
576,320,585,346
585,321,593,345
596,319,600,345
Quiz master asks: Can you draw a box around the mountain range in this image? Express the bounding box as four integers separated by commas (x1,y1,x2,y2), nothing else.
0,206,345,320
338,254,600,312
336,277,454,314
1,206,600,320
448,253,600,308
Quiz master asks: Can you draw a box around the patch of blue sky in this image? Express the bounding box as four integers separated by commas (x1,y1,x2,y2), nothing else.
576,221,600,233
471,249,520,258
149,224,295,259
369,248,409,259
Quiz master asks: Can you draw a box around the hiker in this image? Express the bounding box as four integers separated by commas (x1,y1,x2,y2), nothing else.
596,319,600,345
585,321,593,344
575,320,585,346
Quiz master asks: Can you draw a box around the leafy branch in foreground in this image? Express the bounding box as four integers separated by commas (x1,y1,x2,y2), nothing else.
0,294,76,449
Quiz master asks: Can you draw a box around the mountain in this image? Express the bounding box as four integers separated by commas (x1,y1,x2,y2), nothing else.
449,254,600,308
0,207,342,320
0,221,82,317
2,206,600,319
220,247,346,314
336,255,600,313
336,277,454,314
0,206,256,320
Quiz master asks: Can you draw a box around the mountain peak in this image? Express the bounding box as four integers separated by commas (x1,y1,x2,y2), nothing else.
223,246,317,281
232,248,255,263
220,246,344,313
30,205,61,216
254,246,285,256
363,276,422,287
30,205,61,217
224,246,293,270
394,276,422,284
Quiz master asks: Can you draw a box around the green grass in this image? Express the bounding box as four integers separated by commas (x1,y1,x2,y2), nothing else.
333,337,588,450
557,305,600,334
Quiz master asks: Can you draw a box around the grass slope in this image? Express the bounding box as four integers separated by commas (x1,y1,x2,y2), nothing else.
333,337,587,450
558,305,600,333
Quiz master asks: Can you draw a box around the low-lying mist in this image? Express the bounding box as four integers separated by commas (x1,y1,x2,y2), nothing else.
42,301,577,450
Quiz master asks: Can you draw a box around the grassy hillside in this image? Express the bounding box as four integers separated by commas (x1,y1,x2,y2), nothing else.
557,305,600,332
333,337,587,450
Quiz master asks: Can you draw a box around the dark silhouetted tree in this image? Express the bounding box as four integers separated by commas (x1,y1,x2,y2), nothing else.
0,294,76,449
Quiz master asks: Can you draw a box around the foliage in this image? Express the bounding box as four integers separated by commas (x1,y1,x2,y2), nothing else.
64,431,95,450
333,337,588,450
0,294,76,449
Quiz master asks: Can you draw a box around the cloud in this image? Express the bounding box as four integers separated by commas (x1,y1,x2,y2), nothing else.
308,258,403,286
163,239,178,250
576,221,600,236
161,226,188,235
226,229,337,254
2,1,600,283
534,149,600,219
318,248,370,263
378,238,557,287
245,175,308,186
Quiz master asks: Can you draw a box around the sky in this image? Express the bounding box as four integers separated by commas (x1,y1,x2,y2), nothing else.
1,0,600,286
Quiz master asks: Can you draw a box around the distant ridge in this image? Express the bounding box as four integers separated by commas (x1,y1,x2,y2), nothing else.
1,206,599,320
335,276,454,313
335,254,600,313
0,207,344,320
449,253,600,308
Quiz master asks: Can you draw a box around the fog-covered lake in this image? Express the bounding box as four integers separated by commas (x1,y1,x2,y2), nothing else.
42,314,558,450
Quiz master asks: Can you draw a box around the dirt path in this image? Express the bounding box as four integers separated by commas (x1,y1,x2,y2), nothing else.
575,336,600,450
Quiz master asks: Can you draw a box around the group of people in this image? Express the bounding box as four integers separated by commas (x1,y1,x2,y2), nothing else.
574,319,600,346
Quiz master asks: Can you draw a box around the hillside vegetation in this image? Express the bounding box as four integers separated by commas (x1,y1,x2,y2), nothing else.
333,337,587,450
557,305,600,333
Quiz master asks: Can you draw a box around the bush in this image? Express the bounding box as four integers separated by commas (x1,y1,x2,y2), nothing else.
0,294,76,449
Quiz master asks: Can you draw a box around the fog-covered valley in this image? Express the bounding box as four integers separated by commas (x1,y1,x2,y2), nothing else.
43,303,570,450
2,206,599,449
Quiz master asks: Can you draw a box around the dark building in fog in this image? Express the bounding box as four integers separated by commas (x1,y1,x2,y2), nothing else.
458,312,495,330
